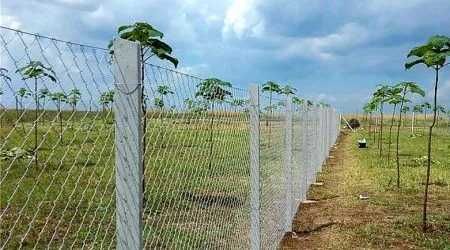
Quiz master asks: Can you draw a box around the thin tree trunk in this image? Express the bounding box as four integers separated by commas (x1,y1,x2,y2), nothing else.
268,92,272,145
208,102,215,170
423,68,439,232
387,104,397,165
396,89,407,188
411,112,415,135
59,101,63,143
379,104,384,158
34,79,38,168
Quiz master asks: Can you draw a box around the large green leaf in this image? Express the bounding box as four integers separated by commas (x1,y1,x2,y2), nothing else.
147,39,172,53
406,35,449,70
405,59,425,70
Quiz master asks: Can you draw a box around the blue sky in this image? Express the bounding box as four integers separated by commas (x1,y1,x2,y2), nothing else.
1,0,450,112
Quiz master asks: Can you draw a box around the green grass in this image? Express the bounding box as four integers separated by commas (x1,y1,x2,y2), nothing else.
0,109,260,249
350,125,450,249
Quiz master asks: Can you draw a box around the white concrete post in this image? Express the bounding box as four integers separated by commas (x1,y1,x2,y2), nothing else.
113,38,143,250
284,96,293,232
249,85,261,250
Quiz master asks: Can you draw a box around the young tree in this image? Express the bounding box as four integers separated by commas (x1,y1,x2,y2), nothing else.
436,105,446,125
16,61,56,168
99,90,114,113
385,85,403,165
67,88,81,113
50,92,67,142
405,35,449,231
230,98,247,110
262,81,281,127
421,101,431,126
394,82,425,188
16,87,31,114
109,22,178,201
195,78,232,169
279,84,297,96
154,85,174,111
38,88,50,123
372,85,391,158
412,104,423,135
400,105,410,128
154,84,174,145
262,81,281,145
363,101,378,138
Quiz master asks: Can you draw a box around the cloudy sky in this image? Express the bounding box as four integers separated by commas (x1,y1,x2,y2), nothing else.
1,0,450,112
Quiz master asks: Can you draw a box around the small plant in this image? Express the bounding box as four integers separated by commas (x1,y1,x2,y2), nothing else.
405,34,449,231
371,84,391,158
16,61,56,168
394,82,425,188
412,104,423,135
262,81,281,144
67,88,81,113
99,90,114,113
50,92,67,142
195,78,232,170
38,88,50,123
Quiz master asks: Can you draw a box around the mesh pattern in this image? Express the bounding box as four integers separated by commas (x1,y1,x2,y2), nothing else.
0,26,115,249
141,63,251,249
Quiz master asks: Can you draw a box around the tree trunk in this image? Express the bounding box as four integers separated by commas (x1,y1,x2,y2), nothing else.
423,68,439,232
411,112,415,135
379,104,384,158
396,89,407,188
267,92,272,145
387,104,397,165
208,102,215,170
34,79,38,168
59,102,63,143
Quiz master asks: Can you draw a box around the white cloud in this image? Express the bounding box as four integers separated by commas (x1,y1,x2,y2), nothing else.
0,15,22,29
222,0,265,39
279,22,370,61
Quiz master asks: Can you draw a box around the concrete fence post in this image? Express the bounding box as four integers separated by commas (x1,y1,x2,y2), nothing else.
249,85,261,250
284,96,293,232
113,38,143,250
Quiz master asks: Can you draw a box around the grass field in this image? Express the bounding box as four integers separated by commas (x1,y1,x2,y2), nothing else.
0,109,252,249
0,108,289,249
281,125,449,249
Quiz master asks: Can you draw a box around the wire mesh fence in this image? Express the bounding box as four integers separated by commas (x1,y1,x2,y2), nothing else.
1,27,340,249
0,26,115,249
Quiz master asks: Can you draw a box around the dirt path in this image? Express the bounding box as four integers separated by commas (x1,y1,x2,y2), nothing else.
279,132,389,249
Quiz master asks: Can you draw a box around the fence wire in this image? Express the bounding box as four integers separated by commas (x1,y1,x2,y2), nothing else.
0,26,116,249
1,26,341,249
140,63,251,249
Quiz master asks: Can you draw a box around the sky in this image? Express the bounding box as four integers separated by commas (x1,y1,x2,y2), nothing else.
1,0,450,112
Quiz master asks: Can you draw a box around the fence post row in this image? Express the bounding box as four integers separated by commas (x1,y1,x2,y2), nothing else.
249,85,261,250
113,38,144,250
111,43,339,249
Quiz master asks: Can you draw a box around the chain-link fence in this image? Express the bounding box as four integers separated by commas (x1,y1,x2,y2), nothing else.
1,27,340,249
